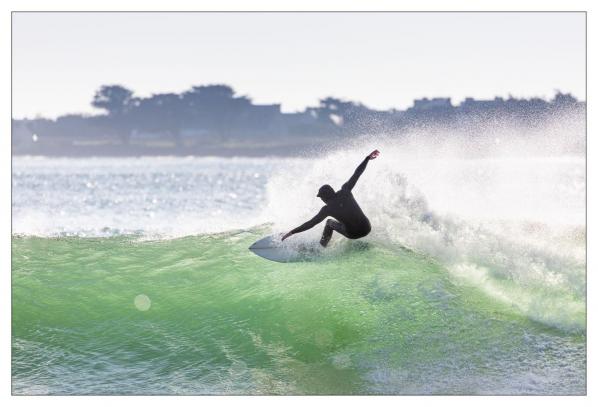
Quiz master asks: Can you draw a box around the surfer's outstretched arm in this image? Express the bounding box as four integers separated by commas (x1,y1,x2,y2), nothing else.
341,149,380,192
282,207,328,240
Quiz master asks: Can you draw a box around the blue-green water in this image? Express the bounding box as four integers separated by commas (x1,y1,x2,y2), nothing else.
11,232,585,395
12,153,586,394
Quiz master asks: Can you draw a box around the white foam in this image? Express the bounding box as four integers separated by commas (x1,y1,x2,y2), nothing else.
261,123,585,331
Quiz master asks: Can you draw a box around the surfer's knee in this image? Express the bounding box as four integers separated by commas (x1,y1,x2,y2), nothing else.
363,221,371,236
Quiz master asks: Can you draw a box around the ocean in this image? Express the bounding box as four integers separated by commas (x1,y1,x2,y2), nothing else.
11,139,586,395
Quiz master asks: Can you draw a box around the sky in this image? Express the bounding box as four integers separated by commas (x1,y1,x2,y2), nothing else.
12,12,586,119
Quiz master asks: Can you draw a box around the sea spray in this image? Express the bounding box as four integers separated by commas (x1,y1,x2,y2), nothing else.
263,134,585,332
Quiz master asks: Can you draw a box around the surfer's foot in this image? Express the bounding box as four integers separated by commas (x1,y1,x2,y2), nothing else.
319,236,330,247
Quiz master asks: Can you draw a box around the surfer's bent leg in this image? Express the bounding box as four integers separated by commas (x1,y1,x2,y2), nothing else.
320,219,348,247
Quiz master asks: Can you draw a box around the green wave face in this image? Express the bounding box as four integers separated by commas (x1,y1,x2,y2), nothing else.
12,231,586,395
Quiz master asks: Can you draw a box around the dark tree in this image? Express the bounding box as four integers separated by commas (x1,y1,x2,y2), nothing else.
315,97,373,132
129,93,184,146
181,85,252,137
92,85,134,116
91,85,135,144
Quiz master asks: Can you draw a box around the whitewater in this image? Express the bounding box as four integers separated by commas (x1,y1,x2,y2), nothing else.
12,131,586,394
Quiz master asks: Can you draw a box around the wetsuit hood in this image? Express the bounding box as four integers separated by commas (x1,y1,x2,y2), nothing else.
317,184,336,203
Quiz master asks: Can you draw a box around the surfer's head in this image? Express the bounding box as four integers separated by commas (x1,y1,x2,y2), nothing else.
317,184,335,203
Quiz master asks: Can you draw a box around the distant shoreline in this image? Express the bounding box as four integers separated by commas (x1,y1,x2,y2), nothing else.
12,85,585,158
11,143,322,158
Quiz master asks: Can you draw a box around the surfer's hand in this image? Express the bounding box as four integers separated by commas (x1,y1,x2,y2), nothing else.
368,149,380,160
281,232,293,241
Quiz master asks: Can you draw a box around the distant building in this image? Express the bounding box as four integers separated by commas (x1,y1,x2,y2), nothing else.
410,97,452,111
459,97,505,112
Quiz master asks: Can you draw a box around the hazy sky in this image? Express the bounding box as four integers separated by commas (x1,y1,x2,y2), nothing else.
12,12,585,119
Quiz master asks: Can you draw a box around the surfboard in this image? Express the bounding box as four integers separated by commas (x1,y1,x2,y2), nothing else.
248,234,322,263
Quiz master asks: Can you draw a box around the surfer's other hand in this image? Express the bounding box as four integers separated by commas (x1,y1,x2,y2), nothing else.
281,232,293,241
368,149,380,160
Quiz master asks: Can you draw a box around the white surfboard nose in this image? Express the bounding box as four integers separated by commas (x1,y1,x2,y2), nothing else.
249,234,321,263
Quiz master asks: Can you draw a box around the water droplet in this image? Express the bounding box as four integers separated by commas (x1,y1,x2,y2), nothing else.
134,294,151,311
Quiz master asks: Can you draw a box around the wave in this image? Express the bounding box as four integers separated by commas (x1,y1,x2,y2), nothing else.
12,126,586,334
12,231,586,394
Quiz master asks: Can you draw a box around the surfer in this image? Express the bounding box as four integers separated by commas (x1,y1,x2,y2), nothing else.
282,150,380,247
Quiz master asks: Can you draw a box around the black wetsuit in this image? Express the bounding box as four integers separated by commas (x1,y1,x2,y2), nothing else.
290,156,372,242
